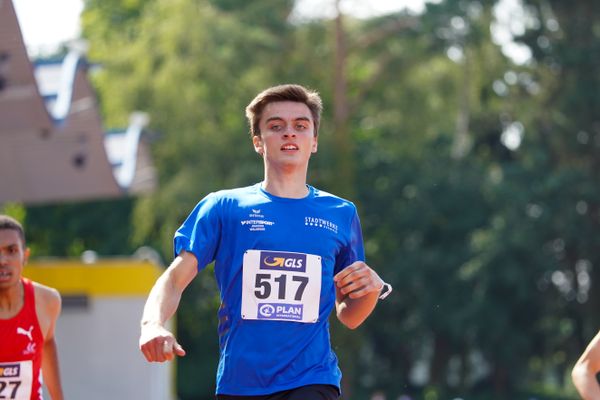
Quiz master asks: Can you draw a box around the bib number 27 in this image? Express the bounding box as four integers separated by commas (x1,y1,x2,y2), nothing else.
0,380,21,400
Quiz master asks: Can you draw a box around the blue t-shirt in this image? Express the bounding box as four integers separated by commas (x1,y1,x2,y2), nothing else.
174,182,365,395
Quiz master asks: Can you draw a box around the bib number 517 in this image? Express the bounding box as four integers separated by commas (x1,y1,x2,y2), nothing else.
254,273,308,301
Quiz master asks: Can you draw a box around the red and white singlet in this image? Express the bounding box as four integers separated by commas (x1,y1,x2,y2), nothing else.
0,278,44,400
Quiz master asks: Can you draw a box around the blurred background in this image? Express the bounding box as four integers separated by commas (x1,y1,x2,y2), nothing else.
2,0,599,399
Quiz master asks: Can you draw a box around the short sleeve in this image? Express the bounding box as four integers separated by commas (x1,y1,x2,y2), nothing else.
173,192,222,270
334,206,365,275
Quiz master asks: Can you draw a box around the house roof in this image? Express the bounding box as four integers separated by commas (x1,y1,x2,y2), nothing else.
0,0,156,205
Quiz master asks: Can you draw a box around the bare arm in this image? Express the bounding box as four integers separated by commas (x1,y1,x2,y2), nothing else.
334,261,383,329
139,251,198,362
572,330,600,400
34,284,64,400
42,337,64,400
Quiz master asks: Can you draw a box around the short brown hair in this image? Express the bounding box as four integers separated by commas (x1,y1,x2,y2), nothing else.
245,84,323,137
0,215,26,245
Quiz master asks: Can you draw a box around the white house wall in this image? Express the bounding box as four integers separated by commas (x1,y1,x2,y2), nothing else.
46,296,175,400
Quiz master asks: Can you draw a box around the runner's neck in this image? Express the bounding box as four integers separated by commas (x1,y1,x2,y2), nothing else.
262,176,309,199
0,279,24,319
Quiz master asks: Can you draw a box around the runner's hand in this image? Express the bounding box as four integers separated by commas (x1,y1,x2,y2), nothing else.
139,323,186,362
334,261,383,299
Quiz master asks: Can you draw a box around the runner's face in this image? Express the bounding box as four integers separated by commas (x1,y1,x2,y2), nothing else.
253,101,318,169
0,230,28,289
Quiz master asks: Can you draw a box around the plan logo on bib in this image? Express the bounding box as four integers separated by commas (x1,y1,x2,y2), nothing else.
260,251,306,273
258,303,303,321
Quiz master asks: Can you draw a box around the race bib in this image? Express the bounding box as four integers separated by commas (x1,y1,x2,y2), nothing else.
0,361,33,400
241,250,322,323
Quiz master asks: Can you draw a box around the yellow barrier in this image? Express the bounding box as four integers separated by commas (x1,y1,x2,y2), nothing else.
24,259,163,296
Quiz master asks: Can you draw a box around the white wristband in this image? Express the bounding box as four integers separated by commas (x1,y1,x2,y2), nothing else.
378,282,392,300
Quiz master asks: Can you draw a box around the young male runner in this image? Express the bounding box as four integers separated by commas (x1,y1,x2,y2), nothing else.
572,330,600,399
139,84,392,399
0,215,64,400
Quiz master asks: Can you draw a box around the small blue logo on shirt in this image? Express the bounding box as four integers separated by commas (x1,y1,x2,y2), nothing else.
260,251,306,272
258,303,303,320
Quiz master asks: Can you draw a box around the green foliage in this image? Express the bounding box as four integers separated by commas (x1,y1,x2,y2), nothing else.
24,198,136,257
0,203,26,224
44,0,597,398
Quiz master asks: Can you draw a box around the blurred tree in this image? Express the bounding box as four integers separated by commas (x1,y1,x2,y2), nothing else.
66,0,599,398
24,198,136,257
497,0,600,391
346,1,522,396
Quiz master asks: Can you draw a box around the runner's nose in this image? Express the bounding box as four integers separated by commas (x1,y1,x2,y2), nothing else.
283,126,296,138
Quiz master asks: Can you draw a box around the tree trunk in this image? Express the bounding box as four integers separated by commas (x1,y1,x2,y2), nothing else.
332,1,355,199
429,332,450,388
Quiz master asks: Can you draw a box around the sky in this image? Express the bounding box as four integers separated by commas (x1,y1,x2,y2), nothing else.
13,0,530,63
13,0,84,55
12,0,427,55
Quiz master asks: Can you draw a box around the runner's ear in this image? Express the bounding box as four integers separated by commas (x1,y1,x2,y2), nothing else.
23,247,31,265
253,135,264,155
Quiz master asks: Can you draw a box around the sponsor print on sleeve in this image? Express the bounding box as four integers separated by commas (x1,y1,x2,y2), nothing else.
241,250,322,323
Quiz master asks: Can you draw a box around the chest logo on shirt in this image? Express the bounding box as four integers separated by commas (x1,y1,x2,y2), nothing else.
304,216,338,234
17,326,34,342
240,209,275,232
23,342,37,356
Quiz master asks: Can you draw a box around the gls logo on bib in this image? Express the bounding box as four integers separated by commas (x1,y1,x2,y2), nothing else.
260,251,306,273
0,364,20,378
